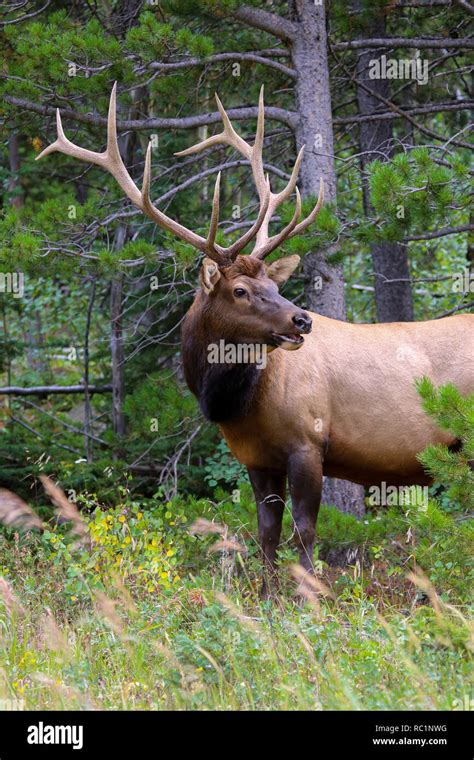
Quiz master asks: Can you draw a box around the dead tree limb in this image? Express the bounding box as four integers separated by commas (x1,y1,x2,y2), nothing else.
0,385,112,396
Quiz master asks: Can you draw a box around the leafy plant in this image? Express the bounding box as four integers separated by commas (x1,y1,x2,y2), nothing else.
204,439,248,488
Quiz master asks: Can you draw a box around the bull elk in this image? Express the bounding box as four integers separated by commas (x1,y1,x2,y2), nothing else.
37,84,474,596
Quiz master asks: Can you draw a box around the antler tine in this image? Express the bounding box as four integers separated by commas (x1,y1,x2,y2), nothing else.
254,86,265,157
34,109,65,161
252,144,304,251
225,176,271,259
288,177,324,239
274,145,305,204
142,142,226,260
106,82,119,160
253,187,302,260
204,172,272,263
206,171,221,253
249,85,266,197
36,107,107,168
103,82,142,207
175,93,252,160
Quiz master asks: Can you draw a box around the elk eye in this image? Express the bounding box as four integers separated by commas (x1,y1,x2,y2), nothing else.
233,287,247,298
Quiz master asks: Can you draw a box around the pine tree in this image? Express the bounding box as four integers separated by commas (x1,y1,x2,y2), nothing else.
416,378,474,510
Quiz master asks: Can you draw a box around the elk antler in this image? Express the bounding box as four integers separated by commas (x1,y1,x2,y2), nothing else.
35,82,270,267
176,86,324,260
36,84,323,265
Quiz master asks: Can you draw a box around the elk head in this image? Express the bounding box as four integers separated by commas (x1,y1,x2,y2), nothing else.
195,254,313,351
36,84,323,351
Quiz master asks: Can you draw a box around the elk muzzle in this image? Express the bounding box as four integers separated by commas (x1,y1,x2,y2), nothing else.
292,312,312,334
270,309,312,350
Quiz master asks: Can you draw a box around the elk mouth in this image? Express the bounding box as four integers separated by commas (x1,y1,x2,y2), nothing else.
270,332,305,350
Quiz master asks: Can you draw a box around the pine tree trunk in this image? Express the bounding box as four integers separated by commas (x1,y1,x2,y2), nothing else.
289,0,365,517
353,0,414,323
290,0,345,319
321,477,365,518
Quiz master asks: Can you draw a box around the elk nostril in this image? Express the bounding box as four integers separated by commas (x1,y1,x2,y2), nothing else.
292,312,312,333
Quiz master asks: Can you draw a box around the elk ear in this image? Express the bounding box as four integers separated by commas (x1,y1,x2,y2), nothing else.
200,257,221,294
266,254,301,286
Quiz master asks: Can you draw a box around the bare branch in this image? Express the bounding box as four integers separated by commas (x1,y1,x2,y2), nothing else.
454,0,474,15
334,100,474,125
436,300,474,317
0,0,51,27
332,37,474,51
0,384,112,396
231,5,297,41
5,94,297,130
146,51,296,79
19,398,109,446
403,224,474,241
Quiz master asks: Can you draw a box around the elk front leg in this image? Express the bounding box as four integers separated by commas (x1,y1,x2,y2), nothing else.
287,450,323,574
248,468,286,598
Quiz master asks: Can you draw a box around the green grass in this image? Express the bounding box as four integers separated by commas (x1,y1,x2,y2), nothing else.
0,487,472,711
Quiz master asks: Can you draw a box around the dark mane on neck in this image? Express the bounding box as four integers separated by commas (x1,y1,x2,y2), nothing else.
199,361,260,422
181,270,265,423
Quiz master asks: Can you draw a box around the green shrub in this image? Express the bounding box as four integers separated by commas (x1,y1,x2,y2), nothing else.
416,378,474,510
